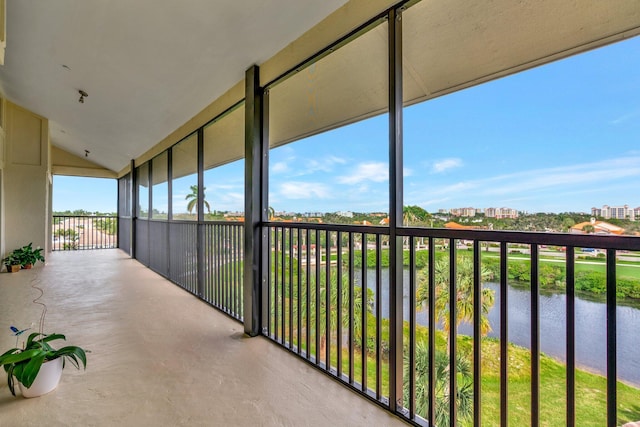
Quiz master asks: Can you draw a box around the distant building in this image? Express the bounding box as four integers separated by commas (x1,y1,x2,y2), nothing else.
485,207,518,219
450,207,477,217
336,211,354,218
592,205,636,221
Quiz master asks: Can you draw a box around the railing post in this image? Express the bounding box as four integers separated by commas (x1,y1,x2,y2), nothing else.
244,64,266,336
388,6,404,413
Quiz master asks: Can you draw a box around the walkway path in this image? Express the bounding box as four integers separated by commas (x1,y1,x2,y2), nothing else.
0,250,404,426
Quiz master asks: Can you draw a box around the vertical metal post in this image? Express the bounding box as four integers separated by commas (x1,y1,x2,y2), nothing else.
428,236,436,425
388,6,404,413
197,128,205,298
531,245,540,427
606,249,617,427
449,240,458,427
146,163,152,264
168,148,173,221
566,246,575,427
116,176,121,250
244,64,266,336
130,160,137,259
473,240,482,427
149,158,154,220
500,242,509,426
167,148,173,277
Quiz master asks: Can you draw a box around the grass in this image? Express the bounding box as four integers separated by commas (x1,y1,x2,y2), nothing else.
476,336,640,426
278,312,640,426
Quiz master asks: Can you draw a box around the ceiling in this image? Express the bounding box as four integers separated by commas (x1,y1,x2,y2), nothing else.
0,0,349,173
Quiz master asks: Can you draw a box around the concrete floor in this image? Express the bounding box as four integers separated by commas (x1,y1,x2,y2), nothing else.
0,250,407,427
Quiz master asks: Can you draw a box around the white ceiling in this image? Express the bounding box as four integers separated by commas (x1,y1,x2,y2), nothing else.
0,0,349,172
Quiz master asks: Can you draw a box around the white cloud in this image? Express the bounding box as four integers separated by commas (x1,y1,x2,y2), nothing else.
296,155,347,175
279,182,331,199
403,155,640,212
337,162,388,184
416,197,451,207
482,156,640,196
422,156,640,201
272,161,289,173
610,110,640,125
431,158,463,174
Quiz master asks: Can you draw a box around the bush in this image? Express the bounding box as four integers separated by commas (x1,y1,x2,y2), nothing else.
539,264,565,290
575,271,607,294
508,261,531,282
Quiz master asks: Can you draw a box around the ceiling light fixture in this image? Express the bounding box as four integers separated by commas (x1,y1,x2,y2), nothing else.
78,90,88,103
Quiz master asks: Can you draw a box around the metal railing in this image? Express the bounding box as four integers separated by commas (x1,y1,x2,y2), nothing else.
52,216,118,251
264,222,640,427
203,222,244,320
134,219,244,322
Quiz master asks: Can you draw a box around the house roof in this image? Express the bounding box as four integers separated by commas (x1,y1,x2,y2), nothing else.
444,221,479,230
571,221,625,235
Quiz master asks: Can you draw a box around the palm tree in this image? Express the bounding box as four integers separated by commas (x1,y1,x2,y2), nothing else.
185,185,211,215
289,268,372,363
318,271,372,358
404,341,473,426
416,257,495,351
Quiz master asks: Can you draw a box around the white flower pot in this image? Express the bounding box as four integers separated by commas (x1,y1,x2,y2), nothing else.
18,357,63,398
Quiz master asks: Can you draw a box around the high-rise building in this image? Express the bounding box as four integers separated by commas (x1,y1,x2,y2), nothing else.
485,207,519,219
593,205,636,221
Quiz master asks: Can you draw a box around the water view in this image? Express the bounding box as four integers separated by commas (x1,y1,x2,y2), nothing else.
362,268,640,386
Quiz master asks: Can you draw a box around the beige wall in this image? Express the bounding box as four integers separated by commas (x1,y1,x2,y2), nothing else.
2,101,50,258
52,145,116,178
0,99,5,257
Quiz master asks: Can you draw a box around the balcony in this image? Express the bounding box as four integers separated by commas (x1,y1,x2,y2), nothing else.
0,250,404,426
1,1,639,425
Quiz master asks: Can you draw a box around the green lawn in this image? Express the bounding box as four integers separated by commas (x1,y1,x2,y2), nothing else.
286,317,640,426
476,337,640,426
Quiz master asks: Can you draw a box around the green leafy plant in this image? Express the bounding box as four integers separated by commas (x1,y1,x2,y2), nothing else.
0,332,87,396
12,243,45,267
2,253,21,266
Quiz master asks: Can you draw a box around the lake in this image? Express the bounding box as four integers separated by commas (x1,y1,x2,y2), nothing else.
358,268,640,386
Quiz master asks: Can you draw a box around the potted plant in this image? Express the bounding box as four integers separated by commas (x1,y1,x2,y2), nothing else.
0,332,87,397
14,243,45,269
2,254,21,273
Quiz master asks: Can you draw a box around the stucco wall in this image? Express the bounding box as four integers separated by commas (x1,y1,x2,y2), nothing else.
3,101,49,258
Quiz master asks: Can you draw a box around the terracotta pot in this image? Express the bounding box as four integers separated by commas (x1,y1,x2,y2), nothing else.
22,264,33,269
6,264,20,273
18,357,63,398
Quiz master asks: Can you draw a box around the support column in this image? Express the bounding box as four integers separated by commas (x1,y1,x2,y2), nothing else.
244,65,267,336
197,128,205,298
388,7,404,412
131,159,137,259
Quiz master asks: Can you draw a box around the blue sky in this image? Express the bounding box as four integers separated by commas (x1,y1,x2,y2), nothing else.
54,35,640,215
270,35,640,214
53,175,117,213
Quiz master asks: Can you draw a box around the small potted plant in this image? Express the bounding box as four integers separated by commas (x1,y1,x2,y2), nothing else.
3,254,22,273
12,243,45,269
0,332,87,397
